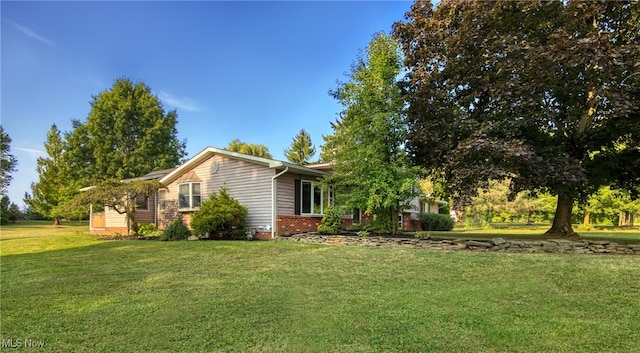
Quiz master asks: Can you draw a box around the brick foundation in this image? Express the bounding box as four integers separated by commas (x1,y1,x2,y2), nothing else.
254,232,272,240
90,227,129,236
277,215,324,236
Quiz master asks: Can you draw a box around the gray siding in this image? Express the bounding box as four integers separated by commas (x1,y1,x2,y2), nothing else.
276,173,296,216
160,155,275,230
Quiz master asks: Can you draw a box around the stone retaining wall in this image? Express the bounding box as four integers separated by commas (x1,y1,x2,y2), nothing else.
277,234,640,255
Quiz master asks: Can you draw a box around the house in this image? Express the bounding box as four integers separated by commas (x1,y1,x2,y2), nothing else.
88,146,445,239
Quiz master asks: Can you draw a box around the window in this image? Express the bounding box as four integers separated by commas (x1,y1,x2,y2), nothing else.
178,182,201,210
300,181,331,215
353,209,361,224
398,213,403,230
134,194,148,211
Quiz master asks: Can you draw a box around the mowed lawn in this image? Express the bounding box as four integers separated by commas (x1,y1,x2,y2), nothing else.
1,222,640,353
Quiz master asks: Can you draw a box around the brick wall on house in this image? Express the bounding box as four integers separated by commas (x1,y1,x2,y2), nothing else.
277,215,324,235
254,232,272,240
402,213,422,232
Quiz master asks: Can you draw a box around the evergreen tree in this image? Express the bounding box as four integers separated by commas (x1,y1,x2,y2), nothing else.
25,124,79,225
284,129,316,165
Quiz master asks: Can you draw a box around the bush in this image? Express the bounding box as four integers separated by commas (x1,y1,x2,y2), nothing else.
317,207,343,235
190,189,248,240
420,213,455,231
138,223,162,236
160,217,191,241
415,231,433,240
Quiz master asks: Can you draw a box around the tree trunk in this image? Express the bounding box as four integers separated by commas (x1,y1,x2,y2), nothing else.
390,207,398,236
583,211,590,225
545,194,578,238
52,218,60,226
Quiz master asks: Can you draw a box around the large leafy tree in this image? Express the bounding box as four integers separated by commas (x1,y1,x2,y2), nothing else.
226,139,272,158
394,0,640,237
323,33,421,235
284,129,316,165
69,77,187,183
0,125,18,194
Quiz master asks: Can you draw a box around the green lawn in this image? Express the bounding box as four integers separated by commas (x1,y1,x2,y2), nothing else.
2,221,640,352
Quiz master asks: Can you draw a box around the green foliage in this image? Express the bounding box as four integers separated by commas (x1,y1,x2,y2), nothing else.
317,206,343,235
1,195,20,225
25,124,83,223
0,125,18,194
138,223,162,236
420,213,454,232
583,186,640,226
394,1,640,236
67,78,186,183
190,189,248,239
160,217,191,241
284,129,316,165
356,230,370,237
323,33,421,235
226,139,272,158
414,231,433,240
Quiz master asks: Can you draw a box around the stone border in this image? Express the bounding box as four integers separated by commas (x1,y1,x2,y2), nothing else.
276,234,640,255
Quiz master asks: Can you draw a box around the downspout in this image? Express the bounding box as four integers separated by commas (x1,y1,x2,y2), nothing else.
271,167,289,239
154,193,158,226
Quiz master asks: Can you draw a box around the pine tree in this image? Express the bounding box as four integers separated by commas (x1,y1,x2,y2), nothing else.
26,124,75,225
284,129,316,165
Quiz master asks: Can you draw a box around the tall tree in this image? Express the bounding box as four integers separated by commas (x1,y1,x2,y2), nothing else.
25,124,80,225
68,78,187,183
226,139,272,158
0,125,18,194
394,0,640,237
323,33,421,235
284,129,316,165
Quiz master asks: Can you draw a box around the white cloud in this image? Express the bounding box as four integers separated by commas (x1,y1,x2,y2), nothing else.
158,91,201,113
10,21,57,47
14,147,46,160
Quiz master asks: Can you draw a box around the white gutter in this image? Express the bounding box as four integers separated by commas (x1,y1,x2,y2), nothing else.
271,167,289,239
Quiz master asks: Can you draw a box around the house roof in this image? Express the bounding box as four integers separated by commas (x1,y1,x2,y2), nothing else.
121,168,177,182
80,167,178,191
159,146,330,185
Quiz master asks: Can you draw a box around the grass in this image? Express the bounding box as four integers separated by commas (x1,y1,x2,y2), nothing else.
1,221,640,352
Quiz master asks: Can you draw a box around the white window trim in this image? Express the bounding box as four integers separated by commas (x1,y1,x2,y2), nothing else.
300,180,331,216
178,182,201,211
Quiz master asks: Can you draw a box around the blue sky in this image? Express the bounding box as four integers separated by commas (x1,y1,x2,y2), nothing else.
1,0,412,207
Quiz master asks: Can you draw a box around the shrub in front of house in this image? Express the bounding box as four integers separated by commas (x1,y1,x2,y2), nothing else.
317,206,343,235
191,189,248,240
160,217,191,241
420,213,455,231
138,223,162,237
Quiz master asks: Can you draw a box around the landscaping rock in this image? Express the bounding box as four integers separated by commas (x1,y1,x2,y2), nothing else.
276,234,640,255
466,240,493,248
